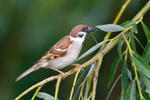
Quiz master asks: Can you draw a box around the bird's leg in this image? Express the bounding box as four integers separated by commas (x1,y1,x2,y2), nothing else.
52,68,66,78
71,64,84,71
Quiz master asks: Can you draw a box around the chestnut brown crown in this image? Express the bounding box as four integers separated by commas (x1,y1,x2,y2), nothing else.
69,25,94,37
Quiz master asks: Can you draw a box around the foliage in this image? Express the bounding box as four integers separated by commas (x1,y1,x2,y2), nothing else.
15,0,150,100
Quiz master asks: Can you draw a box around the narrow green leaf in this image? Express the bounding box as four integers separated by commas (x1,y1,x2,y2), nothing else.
133,35,145,50
142,91,150,100
141,21,150,41
118,37,124,59
127,68,133,81
132,54,150,79
72,86,81,100
86,62,96,78
106,75,121,100
96,24,125,32
121,62,128,100
132,24,138,33
76,67,90,85
77,40,108,61
37,92,55,100
125,80,136,100
108,56,120,86
121,20,135,28
129,32,136,52
140,73,150,91
72,67,90,100
142,42,150,63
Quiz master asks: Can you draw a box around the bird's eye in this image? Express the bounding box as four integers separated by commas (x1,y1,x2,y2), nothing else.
78,34,84,38
81,27,88,32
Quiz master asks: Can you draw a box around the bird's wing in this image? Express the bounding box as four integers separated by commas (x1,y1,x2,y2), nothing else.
38,36,71,62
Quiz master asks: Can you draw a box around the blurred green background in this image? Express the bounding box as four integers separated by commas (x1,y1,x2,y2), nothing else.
0,0,150,100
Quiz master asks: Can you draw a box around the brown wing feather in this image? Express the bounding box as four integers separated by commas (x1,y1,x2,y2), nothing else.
38,36,71,62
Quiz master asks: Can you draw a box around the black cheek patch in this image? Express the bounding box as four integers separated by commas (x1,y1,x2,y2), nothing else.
78,34,84,38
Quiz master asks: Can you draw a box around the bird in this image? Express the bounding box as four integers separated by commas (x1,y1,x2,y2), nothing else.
16,25,94,81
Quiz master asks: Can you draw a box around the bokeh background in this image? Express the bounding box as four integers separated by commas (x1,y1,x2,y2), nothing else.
0,0,150,100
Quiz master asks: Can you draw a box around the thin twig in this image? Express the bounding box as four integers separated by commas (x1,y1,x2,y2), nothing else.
31,86,42,100
15,1,150,99
78,81,86,100
122,34,143,100
91,55,103,100
55,75,62,100
104,0,131,43
69,69,81,100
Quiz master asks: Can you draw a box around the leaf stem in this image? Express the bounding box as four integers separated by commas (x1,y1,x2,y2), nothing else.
122,34,143,100
69,69,81,100
15,1,150,99
55,75,62,100
92,55,103,100
31,86,42,100
104,0,131,40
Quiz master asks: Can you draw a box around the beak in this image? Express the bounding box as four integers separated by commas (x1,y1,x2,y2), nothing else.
87,27,95,33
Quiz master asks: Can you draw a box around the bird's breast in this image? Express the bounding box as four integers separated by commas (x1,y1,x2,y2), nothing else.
48,42,82,69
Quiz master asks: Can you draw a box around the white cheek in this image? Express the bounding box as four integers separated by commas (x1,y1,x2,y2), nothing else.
70,32,87,43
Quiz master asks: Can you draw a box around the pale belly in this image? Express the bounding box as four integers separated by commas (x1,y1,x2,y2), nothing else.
47,43,82,69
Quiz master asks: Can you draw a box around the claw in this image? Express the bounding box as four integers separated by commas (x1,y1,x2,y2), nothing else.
52,68,66,79
71,64,84,71
61,73,67,79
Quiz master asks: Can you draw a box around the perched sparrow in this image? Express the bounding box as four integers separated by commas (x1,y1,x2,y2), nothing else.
16,25,94,81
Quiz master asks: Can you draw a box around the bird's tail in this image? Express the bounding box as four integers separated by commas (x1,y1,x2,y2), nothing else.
16,64,40,81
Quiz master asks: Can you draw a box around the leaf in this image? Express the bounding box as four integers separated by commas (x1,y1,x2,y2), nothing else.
108,56,120,87
72,67,90,100
132,54,150,79
121,20,135,28
129,32,136,52
37,92,55,100
77,40,108,61
121,62,128,100
127,68,133,81
86,62,97,78
125,80,136,100
96,24,125,32
76,67,90,85
142,91,150,100
142,42,150,63
141,21,150,41
106,75,121,100
72,86,81,100
118,37,124,59
132,24,138,33
133,35,145,50
140,73,150,91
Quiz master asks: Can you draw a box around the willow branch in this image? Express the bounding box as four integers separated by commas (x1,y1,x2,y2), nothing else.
31,86,42,100
104,0,131,40
69,69,81,100
15,1,150,99
92,55,103,100
122,34,143,100
54,75,62,100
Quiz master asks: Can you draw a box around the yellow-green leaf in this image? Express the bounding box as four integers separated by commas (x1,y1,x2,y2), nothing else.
132,54,150,79
141,21,150,41
125,80,136,100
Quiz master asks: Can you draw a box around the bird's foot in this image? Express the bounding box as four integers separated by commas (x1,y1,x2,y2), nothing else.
71,64,84,71
52,68,66,79
60,72,67,79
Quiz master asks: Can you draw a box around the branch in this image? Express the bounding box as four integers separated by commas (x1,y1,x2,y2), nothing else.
55,75,62,100
104,0,131,40
92,56,103,100
15,1,150,99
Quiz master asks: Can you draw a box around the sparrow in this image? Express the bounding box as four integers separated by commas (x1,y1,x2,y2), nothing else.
16,25,94,81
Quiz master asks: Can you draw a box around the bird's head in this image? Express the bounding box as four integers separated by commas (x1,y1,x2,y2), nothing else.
69,25,94,43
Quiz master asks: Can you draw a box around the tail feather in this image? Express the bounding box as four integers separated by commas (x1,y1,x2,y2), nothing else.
16,64,39,81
